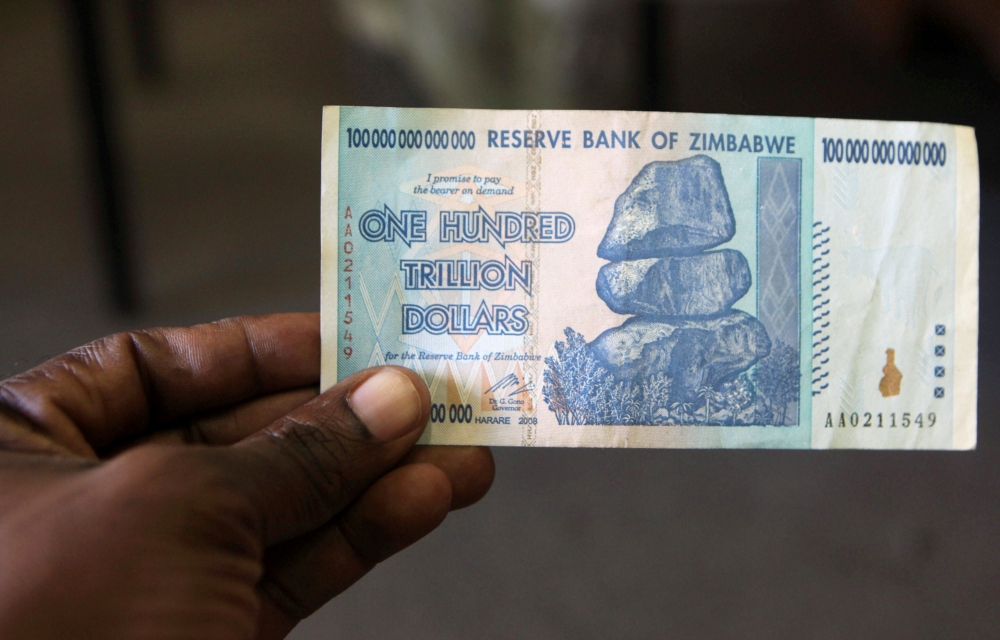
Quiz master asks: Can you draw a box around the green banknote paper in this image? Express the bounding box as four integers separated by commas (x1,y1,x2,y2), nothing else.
321,106,978,450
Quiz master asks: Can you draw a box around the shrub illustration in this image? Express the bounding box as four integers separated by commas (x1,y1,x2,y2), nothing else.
543,329,797,426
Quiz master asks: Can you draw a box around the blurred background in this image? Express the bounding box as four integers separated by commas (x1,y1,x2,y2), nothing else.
1,0,998,637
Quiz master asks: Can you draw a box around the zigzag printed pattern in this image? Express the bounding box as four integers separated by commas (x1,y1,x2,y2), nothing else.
811,221,831,396
358,273,406,335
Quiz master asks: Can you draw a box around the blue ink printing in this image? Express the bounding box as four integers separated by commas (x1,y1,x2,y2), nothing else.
403,302,529,335
439,207,575,245
400,256,533,294
544,155,801,426
359,205,427,246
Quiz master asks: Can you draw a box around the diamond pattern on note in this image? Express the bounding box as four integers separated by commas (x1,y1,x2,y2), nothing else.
757,159,800,349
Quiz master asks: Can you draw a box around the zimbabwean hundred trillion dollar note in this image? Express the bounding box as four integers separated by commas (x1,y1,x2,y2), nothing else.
320,106,979,450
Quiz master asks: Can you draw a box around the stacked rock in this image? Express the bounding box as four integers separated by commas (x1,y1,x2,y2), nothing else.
589,155,771,407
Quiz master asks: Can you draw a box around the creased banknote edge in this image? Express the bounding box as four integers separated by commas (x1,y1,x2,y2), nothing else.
953,125,979,450
320,106,340,392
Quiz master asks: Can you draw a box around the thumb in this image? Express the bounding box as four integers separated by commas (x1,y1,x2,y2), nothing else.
223,366,430,546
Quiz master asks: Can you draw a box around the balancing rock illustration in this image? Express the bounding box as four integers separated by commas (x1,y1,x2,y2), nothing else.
597,154,737,259
589,155,771,404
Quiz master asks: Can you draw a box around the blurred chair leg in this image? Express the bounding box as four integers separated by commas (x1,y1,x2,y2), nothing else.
64,0,138,314
127,0,164,82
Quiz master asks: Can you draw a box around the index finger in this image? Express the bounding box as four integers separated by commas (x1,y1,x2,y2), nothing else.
0,313,320,456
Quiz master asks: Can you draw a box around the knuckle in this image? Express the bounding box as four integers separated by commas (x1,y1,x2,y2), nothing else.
262,424,355,522
257,574,315,623
269,401,365,466
254,404,373,523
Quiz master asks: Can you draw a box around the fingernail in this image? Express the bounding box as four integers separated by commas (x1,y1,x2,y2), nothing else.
348,369,423,441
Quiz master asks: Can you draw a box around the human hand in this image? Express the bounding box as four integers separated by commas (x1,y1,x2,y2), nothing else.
0,313,494,639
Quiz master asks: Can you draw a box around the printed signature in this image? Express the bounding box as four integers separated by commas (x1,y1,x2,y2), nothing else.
487,373,533,398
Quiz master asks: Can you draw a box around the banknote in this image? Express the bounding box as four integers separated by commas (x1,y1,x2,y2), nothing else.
320,106,978,450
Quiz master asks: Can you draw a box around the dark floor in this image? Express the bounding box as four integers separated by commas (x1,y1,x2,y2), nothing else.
1,1,998,638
